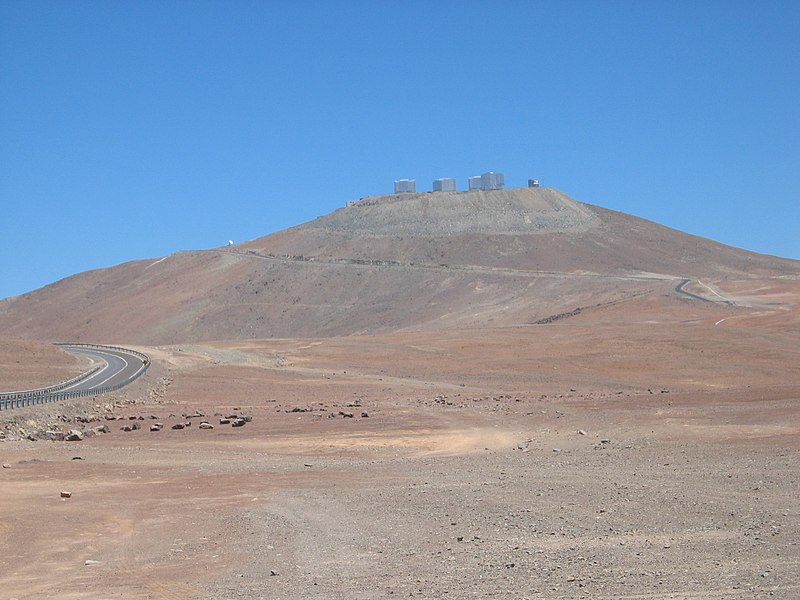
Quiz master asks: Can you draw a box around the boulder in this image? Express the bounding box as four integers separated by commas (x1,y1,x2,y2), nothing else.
65,429,84,442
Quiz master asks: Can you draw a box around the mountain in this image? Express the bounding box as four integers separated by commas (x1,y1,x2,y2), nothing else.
1,187,797,344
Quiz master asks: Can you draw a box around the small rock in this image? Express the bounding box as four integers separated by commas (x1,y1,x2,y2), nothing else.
150,424,162,432
577,429,587,436
552,448,562,453
361,411,369,418
516,441,530,450
270,570,278,576
171,423,185,430
60,491,72,498
339,411,354,418
72,456,83,460
65,429,84,442
231,418,246,427
84,559,101,566
199,422,214,429
219,418,230,425
2,463,11,469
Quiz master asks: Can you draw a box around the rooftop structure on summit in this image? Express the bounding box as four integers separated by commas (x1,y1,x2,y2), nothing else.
433,178,457,192
394,171,505,193
479,171,504,191
394,179,416,193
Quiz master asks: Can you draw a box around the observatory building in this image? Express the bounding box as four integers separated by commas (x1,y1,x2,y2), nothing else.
468,171,505,191
433,178,457,192
481,171,504,190
394,179,416,193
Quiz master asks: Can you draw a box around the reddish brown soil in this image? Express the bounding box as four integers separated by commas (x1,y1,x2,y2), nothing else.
3,188,798,346
0,339,87,392
1,281,799,599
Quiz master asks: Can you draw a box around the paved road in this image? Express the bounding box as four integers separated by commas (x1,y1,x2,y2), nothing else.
0,344,149,410
674,279,735,305
58,345,147,392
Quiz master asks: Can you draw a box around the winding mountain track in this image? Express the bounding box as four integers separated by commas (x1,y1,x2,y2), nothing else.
674,279,735,305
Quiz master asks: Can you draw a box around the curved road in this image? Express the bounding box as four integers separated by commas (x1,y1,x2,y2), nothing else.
674,279,735,305
58,345,147,393
0,344,149,410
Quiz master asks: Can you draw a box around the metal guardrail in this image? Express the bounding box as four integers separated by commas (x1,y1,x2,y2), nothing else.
0,364,102,400
0,343,150,411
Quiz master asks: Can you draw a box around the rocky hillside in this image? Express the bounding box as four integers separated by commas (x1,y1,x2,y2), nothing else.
0,187,797,344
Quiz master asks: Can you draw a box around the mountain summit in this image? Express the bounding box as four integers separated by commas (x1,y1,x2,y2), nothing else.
1,188,797,344
297,187,601,236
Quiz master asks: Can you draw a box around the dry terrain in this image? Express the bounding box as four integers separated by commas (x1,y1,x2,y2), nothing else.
1,277,799,599
2,188,797,345
0,340,86,392
1,189,799,598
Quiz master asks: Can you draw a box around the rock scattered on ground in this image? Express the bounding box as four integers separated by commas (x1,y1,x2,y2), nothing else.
65,430,84,441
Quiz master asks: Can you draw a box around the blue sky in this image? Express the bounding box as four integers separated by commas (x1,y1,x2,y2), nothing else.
1,0,798,299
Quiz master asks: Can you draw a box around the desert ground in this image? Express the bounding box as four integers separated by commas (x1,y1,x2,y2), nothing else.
1,278,799,599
